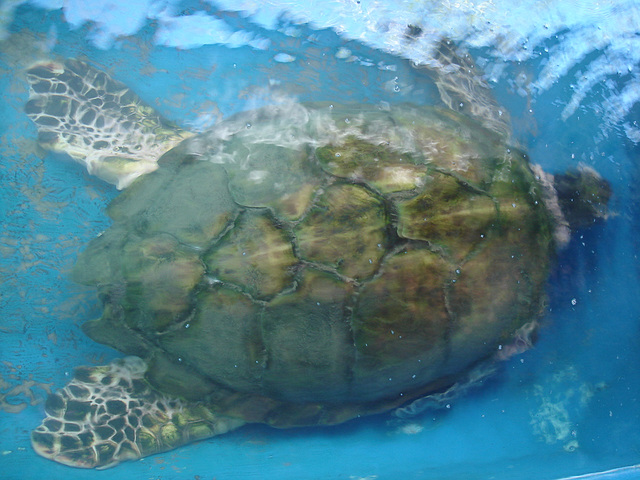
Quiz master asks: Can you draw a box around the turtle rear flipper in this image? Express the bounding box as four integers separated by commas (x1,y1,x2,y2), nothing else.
25,60,192,189
31,357,244,469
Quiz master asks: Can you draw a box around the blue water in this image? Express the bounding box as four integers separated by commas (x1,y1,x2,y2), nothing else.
1,2,640,479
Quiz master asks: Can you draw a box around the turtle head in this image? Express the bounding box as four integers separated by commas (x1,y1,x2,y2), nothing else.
553,165,611,229
532,164,611,248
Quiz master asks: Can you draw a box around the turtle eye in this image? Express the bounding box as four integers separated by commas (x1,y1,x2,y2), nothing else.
134,144,142,151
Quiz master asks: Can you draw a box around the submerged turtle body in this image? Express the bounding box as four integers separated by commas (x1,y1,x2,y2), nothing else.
75,100,555,406
25,59,610,468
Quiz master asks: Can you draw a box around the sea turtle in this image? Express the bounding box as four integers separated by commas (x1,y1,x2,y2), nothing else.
24,47,610,469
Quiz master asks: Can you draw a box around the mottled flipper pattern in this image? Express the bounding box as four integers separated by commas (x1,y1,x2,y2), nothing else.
430,40,512,140
31,357,244,469
25,59,192,189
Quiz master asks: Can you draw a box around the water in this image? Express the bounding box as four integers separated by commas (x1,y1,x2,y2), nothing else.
1,1,639,479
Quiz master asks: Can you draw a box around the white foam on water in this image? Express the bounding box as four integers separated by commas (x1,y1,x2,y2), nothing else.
210,0,640,136
13,0,640,140
154,10,270,50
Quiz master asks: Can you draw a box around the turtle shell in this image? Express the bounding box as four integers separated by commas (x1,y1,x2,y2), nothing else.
75,103,554,427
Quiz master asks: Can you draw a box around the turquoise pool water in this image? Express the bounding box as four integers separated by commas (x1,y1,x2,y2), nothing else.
1,1,639,479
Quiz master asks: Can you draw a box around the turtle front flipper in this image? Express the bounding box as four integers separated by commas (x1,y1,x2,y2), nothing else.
422,39,512,141
24,59,192,189
31,357,244,469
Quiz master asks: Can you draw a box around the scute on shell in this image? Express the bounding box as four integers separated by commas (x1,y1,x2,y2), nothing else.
295,183,388,280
